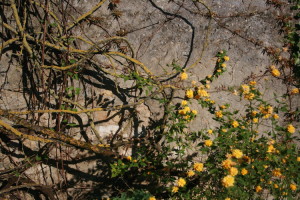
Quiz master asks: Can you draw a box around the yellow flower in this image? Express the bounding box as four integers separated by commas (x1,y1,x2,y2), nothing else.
221,63,226,68
179,109,187,115
172,186,179,193
263,114,270,119
205,84,210,89
215,110,223,118
244,93,255,100
193,162,204,172
222,129,227,133
241,168,248,175
183,115,190,121
180,72,188,80
217,69,222,73
126,156,132,161
149,197,156,200
222,159,236,169
291,88,299,94
251,111,258,116
268,139,275,145
256,186,262,193
249,81,256,86
225,198,231,200
204,140,213,147
179,107,190,115
229,167,238,176
192,110,197,115
232,149,243,159
187,170,195,177
267,145,276,153
270,65,280,77
222,175,235,187
272,168,282,177
185,107,191,112
181,100,188,106
272,114,279,119
207,129,213,134
252,118,259,123
231,120,239,128
186,89,194,99
259,105,273,115
197,89,209,97
274,184,279,188
297,157,300,162
267,106,273,114
220,105,227,110
224,56,230,61
290,184,297,191
241,84,250,94
287,124,295,134
177,178,186,187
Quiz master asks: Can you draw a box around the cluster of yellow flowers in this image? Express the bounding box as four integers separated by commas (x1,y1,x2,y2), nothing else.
267,144,277,153
170,52,299,198
171,178,186,193
240,83,256,100
258,104,273,118
178,100,198,121
216,54,230,73
195,88,210,99
178,106,191,115
272,168,282,178
186,87,210,100
220,150,249,188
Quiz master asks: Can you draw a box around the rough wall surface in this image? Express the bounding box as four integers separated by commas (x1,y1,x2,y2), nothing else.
0,0,298,199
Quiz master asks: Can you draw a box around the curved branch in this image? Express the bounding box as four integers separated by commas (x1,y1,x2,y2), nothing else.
67,0,107,31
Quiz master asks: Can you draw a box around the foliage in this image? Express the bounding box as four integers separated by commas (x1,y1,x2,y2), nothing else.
0,0,299,200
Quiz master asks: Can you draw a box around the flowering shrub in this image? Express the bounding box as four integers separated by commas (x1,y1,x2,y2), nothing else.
1,0,299,199
111,51,299,200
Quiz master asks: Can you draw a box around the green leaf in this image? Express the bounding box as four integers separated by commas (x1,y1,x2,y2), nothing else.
70,59,77,64
75,87,81,95
35,155,42,161
50,23,57,27
67,123,77,127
